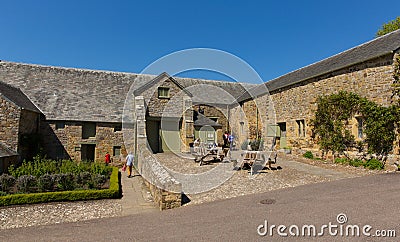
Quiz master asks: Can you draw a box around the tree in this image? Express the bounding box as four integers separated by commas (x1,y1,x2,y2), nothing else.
376,16,400,37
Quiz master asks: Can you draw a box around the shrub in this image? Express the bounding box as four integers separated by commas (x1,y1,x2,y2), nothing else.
38,174,56,192
17,175,37,193
334,158,349,164
76,171,92,188
91,163,112,176
0,167,120,206
55,173,76,191
364,159,384,170
349,159,364,167
91,174,107,189
0,174,16,193
303,151,314,159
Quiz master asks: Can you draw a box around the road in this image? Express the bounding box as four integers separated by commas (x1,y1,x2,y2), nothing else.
1,173,399,241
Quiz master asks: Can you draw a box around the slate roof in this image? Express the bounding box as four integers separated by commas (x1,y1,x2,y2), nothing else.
193,111,222,128
0,142,18,158
174,77,256,105
0,81,41,113
238,29,400,102
0,62,248,122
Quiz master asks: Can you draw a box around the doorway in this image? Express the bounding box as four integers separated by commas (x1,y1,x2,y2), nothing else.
277,122,287,148
81,144,96,161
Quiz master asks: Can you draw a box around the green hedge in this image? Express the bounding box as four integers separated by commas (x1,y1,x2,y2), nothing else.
0,167,120,206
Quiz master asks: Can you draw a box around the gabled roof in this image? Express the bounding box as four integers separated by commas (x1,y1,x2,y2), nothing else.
193,111,222,128
133,72,193,97
0,142,18,158
0,81,41,113
238,29,400,102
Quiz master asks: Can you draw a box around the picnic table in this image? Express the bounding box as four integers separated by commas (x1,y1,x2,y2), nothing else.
239,150,277,175
192,142,228,166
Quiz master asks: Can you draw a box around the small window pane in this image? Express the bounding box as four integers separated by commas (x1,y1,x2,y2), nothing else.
158,87,170,98
113,146,121,156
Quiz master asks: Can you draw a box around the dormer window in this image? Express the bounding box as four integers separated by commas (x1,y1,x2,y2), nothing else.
158,87,170,98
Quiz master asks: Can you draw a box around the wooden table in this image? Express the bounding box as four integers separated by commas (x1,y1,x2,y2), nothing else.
240,150,277,175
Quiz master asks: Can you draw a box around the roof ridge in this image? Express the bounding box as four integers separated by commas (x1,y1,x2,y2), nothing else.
267,29,400,84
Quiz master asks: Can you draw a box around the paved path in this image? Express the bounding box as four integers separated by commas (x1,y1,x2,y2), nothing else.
277,158,355,179
1,173,398,241
119,169,158,216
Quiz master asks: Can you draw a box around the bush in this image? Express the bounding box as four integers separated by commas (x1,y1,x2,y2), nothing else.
76,171,92,188
349,159,364,167
0,167,120,206
17,175,37,193
37,174,56,192
364,159,384,170
303,151,314,159
91,163,112,176
55,173,76,191
334,157,349,164
0,174,16,193
91,174,107,189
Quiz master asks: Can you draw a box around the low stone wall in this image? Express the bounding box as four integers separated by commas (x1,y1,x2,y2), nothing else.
136,140,182,210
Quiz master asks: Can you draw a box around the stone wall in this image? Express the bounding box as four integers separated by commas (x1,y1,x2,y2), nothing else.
136,139,182,210
41,121,127,161
246,53,396,153
0,96,20,151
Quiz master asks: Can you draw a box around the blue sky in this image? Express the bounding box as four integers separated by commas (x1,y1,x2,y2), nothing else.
1,1,399,83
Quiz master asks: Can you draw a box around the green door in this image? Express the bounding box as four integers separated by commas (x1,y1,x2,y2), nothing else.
198,125,216,145
160,119,181,152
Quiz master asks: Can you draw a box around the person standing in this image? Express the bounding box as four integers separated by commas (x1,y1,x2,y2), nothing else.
223,131,229,148
228,133,234,150
105,152,111,166
125,152,135,178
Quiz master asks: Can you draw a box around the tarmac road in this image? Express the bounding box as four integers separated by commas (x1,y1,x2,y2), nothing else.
1,173,399,242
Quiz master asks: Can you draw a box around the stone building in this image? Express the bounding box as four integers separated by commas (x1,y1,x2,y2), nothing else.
234,29,400,155
0,81,43,172
0,63,246,163
0,29,399,165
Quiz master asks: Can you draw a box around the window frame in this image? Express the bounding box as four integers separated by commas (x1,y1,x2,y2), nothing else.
158,87,170,99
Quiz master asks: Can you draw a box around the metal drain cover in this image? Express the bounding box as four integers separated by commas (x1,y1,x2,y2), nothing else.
259,199,276,205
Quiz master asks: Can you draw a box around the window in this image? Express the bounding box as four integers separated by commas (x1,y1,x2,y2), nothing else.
82,122,96,139
113,146,121,156
158,87,170,98
296,120,305,137
114,125,122,132
56,122,65,130
356,117,363,138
